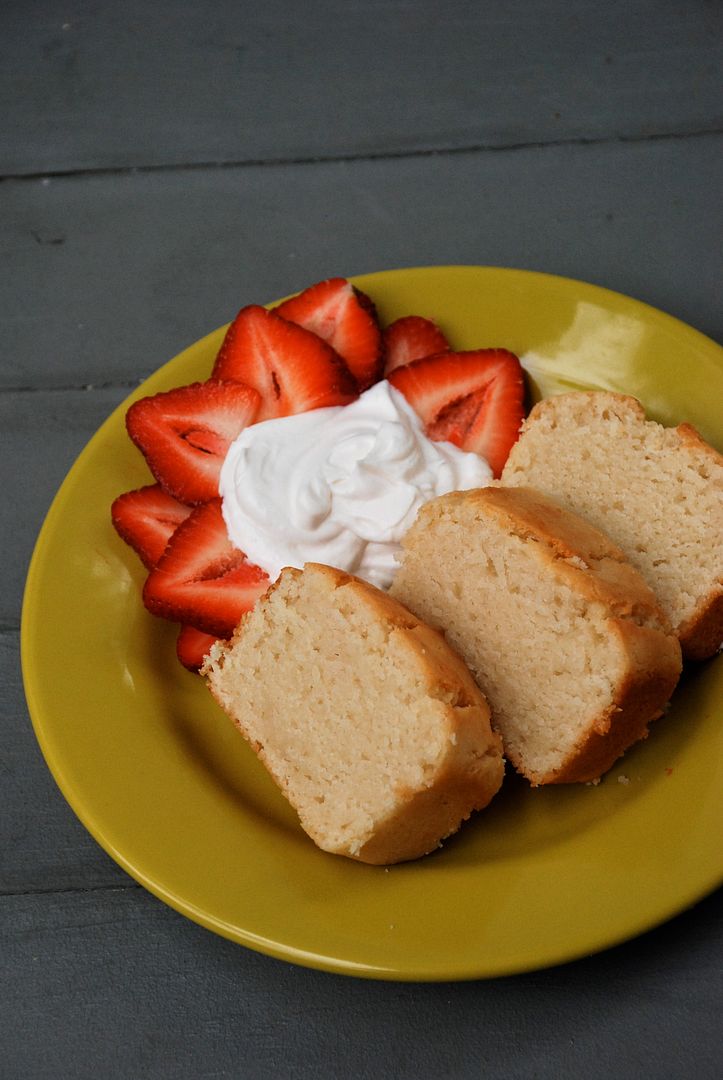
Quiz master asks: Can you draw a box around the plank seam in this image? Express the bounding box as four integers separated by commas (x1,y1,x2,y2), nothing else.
1,882,142,898
1,126,722,183
0,380,143,395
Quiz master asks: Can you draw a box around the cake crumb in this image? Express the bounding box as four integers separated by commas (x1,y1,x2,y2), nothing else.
617,774,630,785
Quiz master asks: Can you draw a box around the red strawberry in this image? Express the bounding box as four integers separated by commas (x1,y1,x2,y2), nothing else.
111,484,193,569
388,350,525,477
382,316,450,375
126,380,261,505
212,305,358,420
275,278,383,390
176,624,226,672
143,499,269,637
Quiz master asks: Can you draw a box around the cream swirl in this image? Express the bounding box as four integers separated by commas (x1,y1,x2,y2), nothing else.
219,381,492,589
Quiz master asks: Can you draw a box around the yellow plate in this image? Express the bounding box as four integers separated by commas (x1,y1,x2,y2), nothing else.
21,267,723,980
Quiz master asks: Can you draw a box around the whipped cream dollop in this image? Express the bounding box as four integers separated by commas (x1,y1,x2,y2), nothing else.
219,381,492,589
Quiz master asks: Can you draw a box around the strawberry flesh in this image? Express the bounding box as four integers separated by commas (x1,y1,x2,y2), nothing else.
126,380,261,505
143,499,269,637
176,624,226,672
275,278,383,390
111,484,192,569
382,315,450,375
212,304,358,419
388,349,525,477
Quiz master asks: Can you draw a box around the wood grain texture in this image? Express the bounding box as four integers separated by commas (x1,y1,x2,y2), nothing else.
2,0,721,175
2,886,722,1079
3,132,721,391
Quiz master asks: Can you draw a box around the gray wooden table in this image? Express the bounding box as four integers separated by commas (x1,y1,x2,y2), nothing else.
3,2,722,1077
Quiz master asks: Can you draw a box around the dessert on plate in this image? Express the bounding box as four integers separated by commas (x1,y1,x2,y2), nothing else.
109,273,717,861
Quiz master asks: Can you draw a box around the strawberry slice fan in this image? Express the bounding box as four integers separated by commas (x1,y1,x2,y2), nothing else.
111,275,525,670
382,315,450,375
388,349,525,479
177,624,227,672
111,484,192,570
212,304,359,419
143,500,269,640
125,380,262,504
273,277,384,391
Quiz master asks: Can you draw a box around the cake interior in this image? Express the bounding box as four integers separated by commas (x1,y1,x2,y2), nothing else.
503,397,722,634
208,568,462,855
391,501,644,781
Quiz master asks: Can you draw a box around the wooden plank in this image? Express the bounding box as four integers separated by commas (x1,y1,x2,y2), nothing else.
1,1,721,175
2,133,721,392
2,886,722,1078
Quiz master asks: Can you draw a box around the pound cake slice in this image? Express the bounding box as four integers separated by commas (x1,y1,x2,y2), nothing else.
390,486,682,785
203,563,504,864
501,392,723,660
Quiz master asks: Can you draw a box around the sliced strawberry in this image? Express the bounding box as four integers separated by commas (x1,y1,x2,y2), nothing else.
176,624,226,672
212,305,358,419
275,278,383,390
126,380,261,505
111,484,193,569
382,316,450,375
388,349,525,477
143,499,269,637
